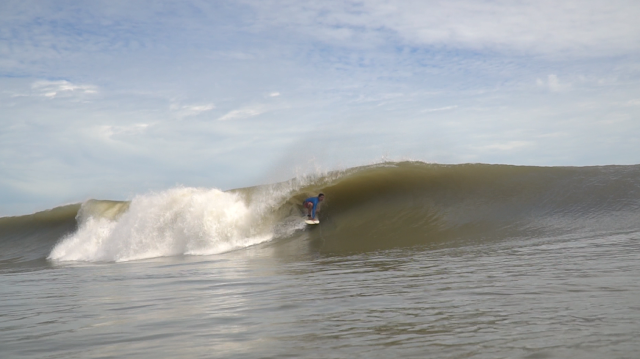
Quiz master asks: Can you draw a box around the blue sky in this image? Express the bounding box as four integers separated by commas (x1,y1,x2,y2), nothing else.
1,0,640,215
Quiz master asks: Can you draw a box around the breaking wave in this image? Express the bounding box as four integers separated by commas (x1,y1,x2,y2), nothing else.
1,161,639,266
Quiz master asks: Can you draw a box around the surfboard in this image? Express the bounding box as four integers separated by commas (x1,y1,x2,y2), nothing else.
305,219,320,225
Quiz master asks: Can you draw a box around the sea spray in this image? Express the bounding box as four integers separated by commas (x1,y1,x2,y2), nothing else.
47,166,337,263
48,187,275,262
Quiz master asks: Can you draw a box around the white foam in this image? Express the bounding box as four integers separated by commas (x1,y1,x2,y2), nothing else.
49,187,275,262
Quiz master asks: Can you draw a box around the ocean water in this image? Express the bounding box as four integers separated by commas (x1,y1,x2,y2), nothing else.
1,162,640,358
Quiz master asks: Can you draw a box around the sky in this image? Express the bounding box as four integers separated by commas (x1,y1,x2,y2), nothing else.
1,0,640,215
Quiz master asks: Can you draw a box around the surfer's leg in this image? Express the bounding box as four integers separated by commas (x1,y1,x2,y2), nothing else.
305,202,313,217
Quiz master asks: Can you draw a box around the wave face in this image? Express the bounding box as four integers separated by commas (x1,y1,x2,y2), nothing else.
1,162,639,266
310,163,640,252
0,204,79,268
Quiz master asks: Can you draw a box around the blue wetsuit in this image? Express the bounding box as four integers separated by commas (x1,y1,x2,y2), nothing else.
304,197,320,219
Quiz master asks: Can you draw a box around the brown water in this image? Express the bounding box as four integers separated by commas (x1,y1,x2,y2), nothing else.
1,162,640,358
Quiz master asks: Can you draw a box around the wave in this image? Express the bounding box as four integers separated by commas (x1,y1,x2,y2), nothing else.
0,203,79,268
309,162,640,252
1,161,639,266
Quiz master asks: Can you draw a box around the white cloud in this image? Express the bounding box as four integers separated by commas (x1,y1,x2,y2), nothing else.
537,74,570,92
170,103,215,118
98,123,150,140
269,92,281,97
248,0,640,57
31,80,98,98
474,141,534,151
218,106,266,121
350,93,405,105
422,105,457,113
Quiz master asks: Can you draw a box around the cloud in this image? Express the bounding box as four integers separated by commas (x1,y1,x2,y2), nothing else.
473,141,534,151
422,105,458,113
31,80,98,98
218,106,266,121
170,103,216,119
247,0,640,57
98,123,150,140
537,74,571,92
350,92,405,105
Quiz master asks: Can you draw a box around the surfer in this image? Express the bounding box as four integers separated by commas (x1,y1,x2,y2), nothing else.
303,193,325,220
